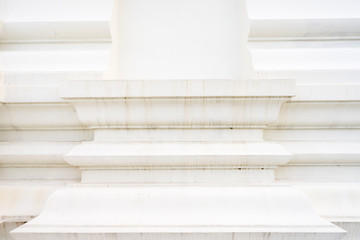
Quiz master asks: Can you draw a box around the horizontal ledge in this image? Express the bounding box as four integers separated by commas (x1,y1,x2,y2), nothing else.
80,169,275,184
270,102,360,127
12,186,344,240
249,37,360,42
64,142,292,167
94,128,263,142
10,232,346,240
0,184,62,220
291,183,360,222
276,165,360,182
279,141,360,164
0,21,111,41
249,18,360,40
2,71,103,84
0,142,76,165
60,79,296,99
2,86,63,103
10,233,346,240
294,85,360,101
0,166,80,181
12,224,343,232
61,96,292,100
251,48,360,71
254,69,360,85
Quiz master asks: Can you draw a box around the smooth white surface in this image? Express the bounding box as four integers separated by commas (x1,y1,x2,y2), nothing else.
0,184,63,222
60,79,294,128
295,184,360,222
247,0,360,19
0,0,113,22
1,0,360,239
94,129,264,141
0,104,83,129
21,186,337,227
104,0,254,79
12,186,345,240
80,169,275,183
65,141,292,168
61,79,296,98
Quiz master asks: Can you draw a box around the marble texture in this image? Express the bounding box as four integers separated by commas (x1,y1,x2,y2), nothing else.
0,0,359,239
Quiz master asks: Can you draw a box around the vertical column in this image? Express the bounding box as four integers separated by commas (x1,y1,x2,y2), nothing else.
104,0,255,80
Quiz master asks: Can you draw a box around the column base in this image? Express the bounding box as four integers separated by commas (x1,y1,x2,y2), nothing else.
11,185,345,240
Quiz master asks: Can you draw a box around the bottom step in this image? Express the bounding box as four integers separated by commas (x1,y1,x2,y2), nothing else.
11,185,345,240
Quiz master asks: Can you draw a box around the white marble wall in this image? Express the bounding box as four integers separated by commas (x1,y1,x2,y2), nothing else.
0,0,359,240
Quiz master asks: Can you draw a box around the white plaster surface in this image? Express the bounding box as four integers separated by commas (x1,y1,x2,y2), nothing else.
0,0,359,239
